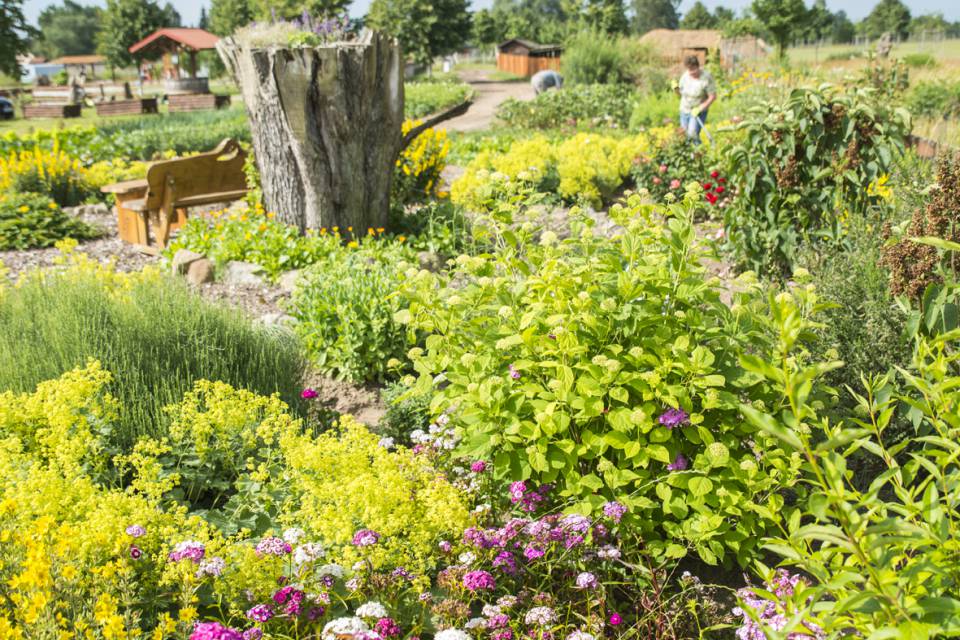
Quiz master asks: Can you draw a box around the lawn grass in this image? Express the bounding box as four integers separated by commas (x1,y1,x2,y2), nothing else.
787,38,960,68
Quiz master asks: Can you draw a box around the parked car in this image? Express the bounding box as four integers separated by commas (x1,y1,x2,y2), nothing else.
0,97,14,120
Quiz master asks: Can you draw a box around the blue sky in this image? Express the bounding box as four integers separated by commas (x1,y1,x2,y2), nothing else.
22,0,960,30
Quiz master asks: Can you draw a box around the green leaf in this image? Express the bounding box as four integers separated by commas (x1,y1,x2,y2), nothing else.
688,476,713,497
741,405,804,451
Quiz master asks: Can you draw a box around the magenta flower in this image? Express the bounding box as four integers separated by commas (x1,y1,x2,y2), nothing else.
190,622,242,640
493,632,513,640
242,629,262,640
508,364,521,380
667,453,689,471
301,387,319,399
375,618,402,638
125,524,146,538
575,572,599,589
523,544,545,560
129,545,142,560
168,540,205,564
470,460,488,473
352,529,381,547
602,501,627,523
493,551,517,575
246,605,273,622
438,540,452,553
463,569,496,591
255,537,292,557
609,613,623,626
670,178,681,189
658,407,689,429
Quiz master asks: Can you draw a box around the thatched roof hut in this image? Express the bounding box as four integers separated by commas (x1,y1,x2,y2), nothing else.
638,29,768,67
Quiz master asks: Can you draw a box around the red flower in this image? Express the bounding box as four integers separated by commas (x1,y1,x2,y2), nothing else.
705,193,718,205
715,186,726,194
710,170,719,179
717,177,726,184
703,183,713,191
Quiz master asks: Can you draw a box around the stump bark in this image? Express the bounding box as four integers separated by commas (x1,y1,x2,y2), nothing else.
217,31,404,232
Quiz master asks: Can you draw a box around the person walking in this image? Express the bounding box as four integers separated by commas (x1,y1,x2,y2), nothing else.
531,69,563,95
675,55,716,145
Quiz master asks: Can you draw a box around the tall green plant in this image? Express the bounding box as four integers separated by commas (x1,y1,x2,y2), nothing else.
724,85,910,277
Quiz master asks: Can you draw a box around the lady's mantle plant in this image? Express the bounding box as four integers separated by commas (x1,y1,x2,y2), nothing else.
398,193,821,567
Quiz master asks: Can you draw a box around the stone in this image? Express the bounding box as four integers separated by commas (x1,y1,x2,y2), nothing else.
417,251,444,272
260,312,298,328
221,261,267,286
185,258,214,285
172,249,205,276
278,269,302,294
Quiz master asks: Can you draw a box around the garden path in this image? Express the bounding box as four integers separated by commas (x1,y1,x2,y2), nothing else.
439,72,533,132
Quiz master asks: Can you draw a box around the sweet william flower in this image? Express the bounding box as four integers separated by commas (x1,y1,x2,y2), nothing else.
246,605,273,622
463,570,496,591
658,408,688,429
670,179,681,189
375,618,402,637
602,501,627,523
352,529,380,547
129,545,142,560
667,453,689,471
242,629,262,640
575,572,598,589
255,537,292,557
301,388,319,399
470,460,487,473
190,622,242,640
125,524,146,538
608,613,623,626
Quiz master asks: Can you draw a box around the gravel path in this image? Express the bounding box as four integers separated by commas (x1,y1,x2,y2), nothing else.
440,72,533,132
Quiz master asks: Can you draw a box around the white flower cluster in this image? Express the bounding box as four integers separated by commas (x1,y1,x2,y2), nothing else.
378,437,396,449
317,563,344,578
597,545,621,560
481,604,502,618
410,413,458,451
356,601,388,619
322,617,369,640
435,630,471,640
567,632,596,640
294,542,326,566
283,527,306,545
465,618,487,630
524,607,557,626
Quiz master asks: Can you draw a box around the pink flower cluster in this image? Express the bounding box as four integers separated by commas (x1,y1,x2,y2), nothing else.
733,570,824,640
190,622,242,640
508,482,550,513
375,617,402,638
352,529,381,547
463,570,497,591
168,540,205,564
255,536,292,557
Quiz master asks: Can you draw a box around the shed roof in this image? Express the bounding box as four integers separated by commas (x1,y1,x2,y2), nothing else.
129,28,220,55
498,38,563,54
638,29,722,51
51,54,107,65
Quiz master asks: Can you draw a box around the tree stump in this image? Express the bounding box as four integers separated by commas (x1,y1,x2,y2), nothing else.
217,31,404,232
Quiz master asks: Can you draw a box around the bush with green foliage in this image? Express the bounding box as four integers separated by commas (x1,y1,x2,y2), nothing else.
378,380,431,446
404,81,473,119
397,193,821,567
628,90,678,130
723,85,910,277
0,193,99,250
901,52,937,68
290,241,415,383
562,31,667,92
737,282,960,637
497,83,639,130
904,79,960,120
0,246,307,451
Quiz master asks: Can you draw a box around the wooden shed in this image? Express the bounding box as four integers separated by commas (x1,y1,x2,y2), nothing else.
496,39,563,78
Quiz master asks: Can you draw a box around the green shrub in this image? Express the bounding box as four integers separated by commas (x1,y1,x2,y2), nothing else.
723,85,910,277
405,81,473,119
0,193,99,250
389,200,482,258
290,242,415,383
398,194,819,567
497,83,639,129
904,80,960,120
737,294,960,636
0,249,307,451
378,380,431,446
628,90,678,129
902,52,937,68
561,30,629,85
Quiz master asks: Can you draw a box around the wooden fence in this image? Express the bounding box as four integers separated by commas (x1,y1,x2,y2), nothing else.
497,53,561,78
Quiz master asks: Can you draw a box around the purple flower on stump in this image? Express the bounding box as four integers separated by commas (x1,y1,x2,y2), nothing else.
658,407,689,429
463,569,496,591
667,453,688,472
352,529,380,547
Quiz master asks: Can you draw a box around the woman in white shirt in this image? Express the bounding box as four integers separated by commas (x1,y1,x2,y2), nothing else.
675,55,717,145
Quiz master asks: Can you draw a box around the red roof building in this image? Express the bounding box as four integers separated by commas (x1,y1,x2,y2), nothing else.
129,28,220,79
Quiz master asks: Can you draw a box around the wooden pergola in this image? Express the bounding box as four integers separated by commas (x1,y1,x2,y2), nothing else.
129,28,220,80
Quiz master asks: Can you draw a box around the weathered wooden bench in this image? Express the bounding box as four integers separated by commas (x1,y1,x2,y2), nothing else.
101,138,248,252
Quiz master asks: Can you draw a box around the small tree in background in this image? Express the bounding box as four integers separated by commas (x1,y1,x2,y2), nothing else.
210,0,256,36
859,0,911,41
97,0,170,71
0,0,35,79
752,0,809,59
631,0,679,35
35,1,101,60
680,1,716,30
581,0,629,35
252,0,350,20
472,9,504,53
366,0,471,67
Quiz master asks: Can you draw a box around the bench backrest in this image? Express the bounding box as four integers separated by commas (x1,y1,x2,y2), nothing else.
143,138,247,209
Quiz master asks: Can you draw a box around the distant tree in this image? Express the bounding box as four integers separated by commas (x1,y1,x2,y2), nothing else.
97,0,168,70
713,6,735,27
582,0,629,34
859,0,911,41
722,16,764,38
490,0,572,43
472,8,505,49
199,6,210,30
160,2,181,26
367,0,471,66
210,0,256,36
631,0,679,35
752,0,809,58
252,0,351,20
680,1,716,30
0,0,34,78
830,10,856,43
35,1,101,59
909,13,950,38
804,0,834,42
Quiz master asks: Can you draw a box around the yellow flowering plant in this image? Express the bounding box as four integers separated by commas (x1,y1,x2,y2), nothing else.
394,121,450,205
0,143,96,206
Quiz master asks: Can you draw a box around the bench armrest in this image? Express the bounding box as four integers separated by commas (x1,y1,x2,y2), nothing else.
100,178,149,196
